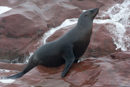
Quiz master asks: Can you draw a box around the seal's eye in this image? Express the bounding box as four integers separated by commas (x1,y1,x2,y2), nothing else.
85,14,88,17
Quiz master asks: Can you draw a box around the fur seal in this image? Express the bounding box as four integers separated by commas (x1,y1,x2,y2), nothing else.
5,8,99,79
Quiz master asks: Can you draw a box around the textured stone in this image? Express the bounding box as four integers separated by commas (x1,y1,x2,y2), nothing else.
84,23,121,57
110,51,130,59
0,56,130,86
0,2,48,62
0,0,81,62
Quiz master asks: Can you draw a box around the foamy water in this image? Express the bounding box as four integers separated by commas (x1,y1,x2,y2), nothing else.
0,70,16,83
24,52,34,63
0,69,10,72
94,0,130,51
0,6,12,15
40,18,78,45
0,79,15,83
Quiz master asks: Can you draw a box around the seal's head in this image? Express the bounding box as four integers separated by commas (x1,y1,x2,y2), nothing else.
77,8,99,26
82,8,99,20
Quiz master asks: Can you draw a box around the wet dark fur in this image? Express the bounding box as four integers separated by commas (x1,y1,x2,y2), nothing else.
5,8,99,79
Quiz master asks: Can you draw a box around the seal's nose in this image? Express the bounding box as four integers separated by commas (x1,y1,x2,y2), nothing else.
92,8,99,19
93,8,99,13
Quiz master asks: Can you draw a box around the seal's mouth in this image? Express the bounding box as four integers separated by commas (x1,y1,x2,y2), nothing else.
92,8,99,19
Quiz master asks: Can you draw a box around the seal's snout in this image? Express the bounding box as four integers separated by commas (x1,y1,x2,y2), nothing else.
92,8,99,18
93,8,99,11
93,8,99,14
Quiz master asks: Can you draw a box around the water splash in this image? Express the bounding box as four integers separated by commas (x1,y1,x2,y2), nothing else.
39,18,78,45
24,52,34,63
0,79,15,83
0,6,12,15
94,0,130,51
0,69,16,83
0,69,11,72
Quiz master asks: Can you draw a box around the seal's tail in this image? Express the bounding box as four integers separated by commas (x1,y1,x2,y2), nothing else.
5,58,38,79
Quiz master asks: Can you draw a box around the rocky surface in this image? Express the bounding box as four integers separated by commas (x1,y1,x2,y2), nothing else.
110,51,130,59
0,0,130,87
0,55,130,87
0,0,81,62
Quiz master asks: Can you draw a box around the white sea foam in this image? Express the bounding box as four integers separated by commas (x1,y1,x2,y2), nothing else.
8,0,18,4
0,6,12,15
24,52,34,63
40,18,78,45
0,69,15,83
94,0,130,51
0,79,15,83
0,69,11,72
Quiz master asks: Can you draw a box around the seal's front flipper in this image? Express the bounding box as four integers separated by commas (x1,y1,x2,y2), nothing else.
61,48,75,78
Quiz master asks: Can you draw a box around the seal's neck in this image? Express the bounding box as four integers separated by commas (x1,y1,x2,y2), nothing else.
76,19,93,30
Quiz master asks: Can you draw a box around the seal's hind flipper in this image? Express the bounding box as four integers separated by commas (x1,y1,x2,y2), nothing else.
61,48,75,78
6,71,24,79
5,57,38,79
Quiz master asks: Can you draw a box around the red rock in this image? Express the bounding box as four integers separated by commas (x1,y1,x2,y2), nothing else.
70,0,102,10
41,0,82,27
85,23,121,57
70,0,124,11
110,51,130,59
0,0,27,7
0,62,26,71
95,15,111,20
0,2,48,62
0,56,130,86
